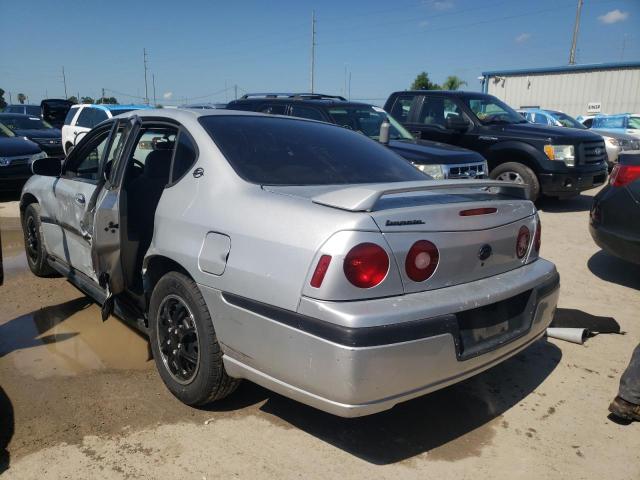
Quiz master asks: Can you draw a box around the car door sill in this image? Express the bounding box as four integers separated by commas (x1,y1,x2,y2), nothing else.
46,255,107,304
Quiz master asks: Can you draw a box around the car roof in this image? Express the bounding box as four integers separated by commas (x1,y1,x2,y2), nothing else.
229,97,374,108
0,113,40,118
114,107,270,122
390,90,490,97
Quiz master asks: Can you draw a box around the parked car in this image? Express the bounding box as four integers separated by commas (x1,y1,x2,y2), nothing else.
4,104,42,116
40,98,74,129
227,93,488,179
0,113,63,158
0,122,46,192
518,109,640,166
180,103,227,109
576,114,605,128
61,103,153,154
590,151,640,265
591,114,640,139
20,108,558,417
384,91,609,201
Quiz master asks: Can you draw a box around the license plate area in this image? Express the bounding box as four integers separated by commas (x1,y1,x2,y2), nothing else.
457,289,534,360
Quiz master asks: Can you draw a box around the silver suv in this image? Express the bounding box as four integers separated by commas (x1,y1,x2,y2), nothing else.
21,109,558,417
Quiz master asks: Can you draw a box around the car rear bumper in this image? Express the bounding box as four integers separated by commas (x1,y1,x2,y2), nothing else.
590,224,640,265
539,168,608,197
200,259,559,417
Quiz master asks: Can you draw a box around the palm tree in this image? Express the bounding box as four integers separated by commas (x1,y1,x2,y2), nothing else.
17,93,27,104
442,76,467,91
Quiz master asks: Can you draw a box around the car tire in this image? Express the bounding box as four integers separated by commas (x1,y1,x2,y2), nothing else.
22,203,57,277
490,162,540,202
149,271,240,406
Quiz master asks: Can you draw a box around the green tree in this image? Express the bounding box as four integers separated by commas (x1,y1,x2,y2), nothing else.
96,96,118,105
67,96,78,104
410,72,441,90
442,75,467,90
0,88,7,110
17,93,27,104
81,96,95,104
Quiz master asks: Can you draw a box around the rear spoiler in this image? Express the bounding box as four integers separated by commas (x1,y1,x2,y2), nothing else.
312,180,529,212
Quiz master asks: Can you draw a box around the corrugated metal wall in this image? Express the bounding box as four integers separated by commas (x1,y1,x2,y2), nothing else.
486,67,640,117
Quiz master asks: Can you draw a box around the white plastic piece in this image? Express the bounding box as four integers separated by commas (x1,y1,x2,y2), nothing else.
546,327,589,345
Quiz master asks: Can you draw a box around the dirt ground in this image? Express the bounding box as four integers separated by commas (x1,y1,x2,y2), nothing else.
0,189,639,480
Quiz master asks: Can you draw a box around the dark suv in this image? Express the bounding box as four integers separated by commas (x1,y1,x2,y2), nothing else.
226,93,488,180
384,91,608,200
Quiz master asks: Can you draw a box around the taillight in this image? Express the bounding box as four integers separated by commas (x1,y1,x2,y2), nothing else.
343,243,389,288
610,164,640,187
405,240,439,282
516,226,530,259
534,218,541,252
310,255,332,288
459,207,497,216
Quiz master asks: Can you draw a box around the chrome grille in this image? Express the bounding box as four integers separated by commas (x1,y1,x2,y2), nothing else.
579,140,607,164
445,162,487,179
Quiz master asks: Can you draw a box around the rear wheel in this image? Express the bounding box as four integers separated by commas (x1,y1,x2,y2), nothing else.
149,271,239,406
490,162,540,202
22,203,57,277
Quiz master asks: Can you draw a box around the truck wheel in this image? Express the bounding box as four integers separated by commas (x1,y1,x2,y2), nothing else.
490,162,540,201
22,203,57,277
149,271,240,406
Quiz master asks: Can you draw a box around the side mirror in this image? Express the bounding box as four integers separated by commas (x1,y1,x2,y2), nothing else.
445,116,470,131
379,121,390,144
31,157,62,177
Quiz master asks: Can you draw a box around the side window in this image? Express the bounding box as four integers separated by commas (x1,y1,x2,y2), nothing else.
418,96,446,128
390,96,414,123
93,109,108,125
289,105,325,121
532,113,548,125
67,130,110,181
75,107,93,128
64,107,78,126
583,118,593,128
171,131,197,183
260,104,288,115
443,99,462,119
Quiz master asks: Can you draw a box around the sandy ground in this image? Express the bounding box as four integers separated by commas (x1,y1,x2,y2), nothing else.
0,189,639,480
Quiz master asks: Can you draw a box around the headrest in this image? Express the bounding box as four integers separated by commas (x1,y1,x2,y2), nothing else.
144,149,173,179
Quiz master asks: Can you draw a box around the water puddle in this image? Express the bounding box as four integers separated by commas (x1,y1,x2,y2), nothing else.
0,297,152,378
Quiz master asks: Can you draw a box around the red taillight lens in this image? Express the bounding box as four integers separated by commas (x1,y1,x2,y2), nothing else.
610,164,640,187
405,240,439,282
343,243,389,288
310,254,332,288
534,218,541,253
516,226,530,259
459,207,498,216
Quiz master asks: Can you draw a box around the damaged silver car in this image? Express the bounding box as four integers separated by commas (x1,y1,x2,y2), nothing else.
20,109,559,417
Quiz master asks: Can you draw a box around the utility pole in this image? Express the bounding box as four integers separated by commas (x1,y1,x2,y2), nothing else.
568,0,583,65
143,48,149,105
152,73,157,106
62,66,68,98
234,84,238,100
8,92,12,104
348,71,351,100
310,10,316,93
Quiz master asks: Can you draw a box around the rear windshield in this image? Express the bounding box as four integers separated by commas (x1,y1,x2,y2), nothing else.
199,115,425,185
0,115,52,130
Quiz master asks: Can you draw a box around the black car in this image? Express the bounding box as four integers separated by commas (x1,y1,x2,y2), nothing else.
226,93,488,180
0,113,63,158
0,122,46,191
590,151,640,265
41,98,74,129
384,91,609,201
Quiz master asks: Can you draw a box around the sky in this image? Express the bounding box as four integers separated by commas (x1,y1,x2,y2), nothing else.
1,0,639,106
